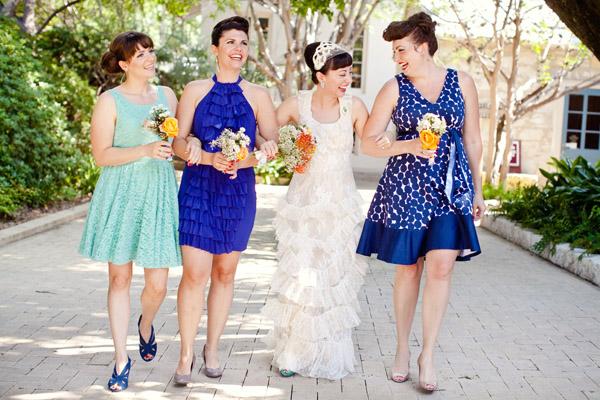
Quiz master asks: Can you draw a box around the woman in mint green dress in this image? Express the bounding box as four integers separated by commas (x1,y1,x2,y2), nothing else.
79,32,181,392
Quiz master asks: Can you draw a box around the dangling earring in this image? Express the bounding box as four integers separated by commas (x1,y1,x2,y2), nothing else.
215,56,220,73
320,80,325,88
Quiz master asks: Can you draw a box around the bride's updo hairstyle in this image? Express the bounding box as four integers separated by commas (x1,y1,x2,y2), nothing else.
382,12,438,56
101,31,154,74
304,42,353,85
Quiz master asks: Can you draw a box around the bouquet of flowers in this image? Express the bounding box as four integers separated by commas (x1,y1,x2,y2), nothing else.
277,124,317,173
144,105,178,160
145,105,179,140
417,113,446,165
209,127,251,162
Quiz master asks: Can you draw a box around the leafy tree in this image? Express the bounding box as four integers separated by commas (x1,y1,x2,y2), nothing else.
221,0,390,99
544,0,600,61
448,0,600,186
0,17,96,218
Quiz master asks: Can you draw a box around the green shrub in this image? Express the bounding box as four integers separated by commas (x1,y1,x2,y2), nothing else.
156,42,212,96
483,182,512,201
35,26,109,88
498,157,600,254
0,18,97,219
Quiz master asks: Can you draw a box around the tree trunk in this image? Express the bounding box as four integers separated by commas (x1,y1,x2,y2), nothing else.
544,0,600,60
1,0,20,17
237,0,382,99
484,74,499,183
497,7,522,187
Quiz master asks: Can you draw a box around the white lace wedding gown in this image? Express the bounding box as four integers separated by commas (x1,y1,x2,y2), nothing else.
262,90,368,380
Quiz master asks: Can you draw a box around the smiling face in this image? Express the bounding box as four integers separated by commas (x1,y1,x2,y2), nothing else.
118,45,156,79
317,65,353,97
392,35,428,75
212,29,249,71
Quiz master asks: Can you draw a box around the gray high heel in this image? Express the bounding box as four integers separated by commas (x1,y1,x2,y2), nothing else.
202,345,223,378
173,354,195,386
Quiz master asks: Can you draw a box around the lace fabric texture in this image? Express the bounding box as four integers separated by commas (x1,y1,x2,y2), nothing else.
262,91,367,380
79,86,181,268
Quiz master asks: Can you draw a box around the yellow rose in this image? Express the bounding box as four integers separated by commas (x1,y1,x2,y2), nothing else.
419,129,440,150
160,117,179,138
237,147,249,161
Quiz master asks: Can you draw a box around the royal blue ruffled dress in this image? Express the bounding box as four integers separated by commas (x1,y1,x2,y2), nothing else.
178,75,256,254
357,69,481,265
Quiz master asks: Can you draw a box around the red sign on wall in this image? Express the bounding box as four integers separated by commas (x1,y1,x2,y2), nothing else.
509,140,521,173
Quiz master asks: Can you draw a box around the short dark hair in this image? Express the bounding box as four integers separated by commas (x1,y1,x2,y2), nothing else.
100,31,154,74
304,42,353,84
211,16,250,46
383,12,438,56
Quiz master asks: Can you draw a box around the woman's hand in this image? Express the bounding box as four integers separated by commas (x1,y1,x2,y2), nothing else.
472,192,486,221
186,137,202,165
212,152,239,179
403,137,435,159
145,141,173,160
259,140,278,159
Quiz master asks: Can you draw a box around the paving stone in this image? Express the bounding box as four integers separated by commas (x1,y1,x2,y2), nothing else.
1,183,599,399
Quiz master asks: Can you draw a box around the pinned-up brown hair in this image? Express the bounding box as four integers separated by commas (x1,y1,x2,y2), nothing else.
304,42,353,85
383,12,438,56
100,31,154,74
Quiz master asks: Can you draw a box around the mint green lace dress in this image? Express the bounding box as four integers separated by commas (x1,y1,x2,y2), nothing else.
79,86,181,268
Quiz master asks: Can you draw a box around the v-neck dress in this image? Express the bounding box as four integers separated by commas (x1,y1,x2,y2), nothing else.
357,69,481,265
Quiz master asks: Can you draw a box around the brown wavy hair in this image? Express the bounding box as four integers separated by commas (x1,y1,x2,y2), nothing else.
100,31,154,74
383,12,438,56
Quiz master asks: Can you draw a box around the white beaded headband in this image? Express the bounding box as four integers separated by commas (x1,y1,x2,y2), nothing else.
312,42,348,71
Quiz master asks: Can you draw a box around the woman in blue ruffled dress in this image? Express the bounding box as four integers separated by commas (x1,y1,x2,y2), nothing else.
171,17,278,384
357,13,485,391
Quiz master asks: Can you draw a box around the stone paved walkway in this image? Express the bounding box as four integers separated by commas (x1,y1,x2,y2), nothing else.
1,183,599,399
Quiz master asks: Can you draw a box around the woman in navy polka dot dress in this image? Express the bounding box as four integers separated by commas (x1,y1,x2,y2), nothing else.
356,13,485,391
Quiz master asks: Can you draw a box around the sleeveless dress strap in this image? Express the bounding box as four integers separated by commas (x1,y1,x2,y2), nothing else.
108,88,126,114
156,85,166,104
395,74,403,97
339,93,353,130
297,90,312,123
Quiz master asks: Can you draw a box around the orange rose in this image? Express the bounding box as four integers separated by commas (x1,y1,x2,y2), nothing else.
296,133,314,150
237,147,249,161
419,129,440,150
294,163,307,173
160,117,179,138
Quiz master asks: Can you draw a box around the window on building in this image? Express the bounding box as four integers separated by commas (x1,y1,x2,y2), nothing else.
351,31,365,89
564,92,600,151
258,17,269,43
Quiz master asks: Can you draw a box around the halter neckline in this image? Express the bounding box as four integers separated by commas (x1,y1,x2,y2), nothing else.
211,75,243,85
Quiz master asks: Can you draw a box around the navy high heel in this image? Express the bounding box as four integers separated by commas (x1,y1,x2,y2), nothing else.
108,357,131,392
138,315,157,362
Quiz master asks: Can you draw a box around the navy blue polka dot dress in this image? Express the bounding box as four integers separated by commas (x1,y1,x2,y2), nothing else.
356,69,481,265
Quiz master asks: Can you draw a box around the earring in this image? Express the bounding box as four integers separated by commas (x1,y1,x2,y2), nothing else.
320,80,325,88
215,57,220,72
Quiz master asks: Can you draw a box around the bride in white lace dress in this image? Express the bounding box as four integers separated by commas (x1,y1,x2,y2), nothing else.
262,42,369,380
